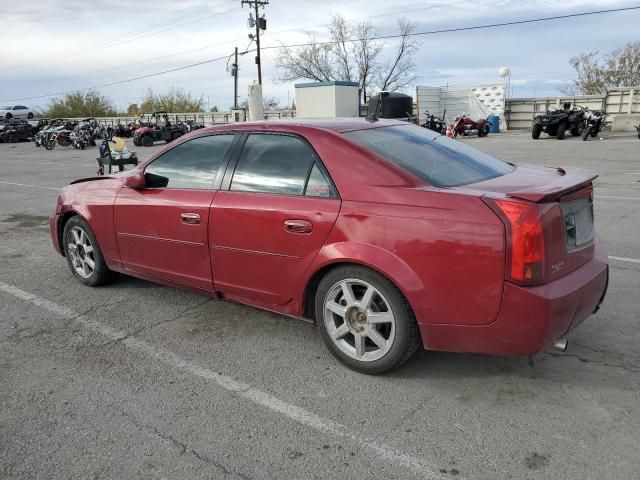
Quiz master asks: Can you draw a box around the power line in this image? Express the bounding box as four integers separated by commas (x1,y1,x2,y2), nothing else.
3,5,638,103
1,1,238,71
256,5,640,51
3,55,232,102
26,0,484,83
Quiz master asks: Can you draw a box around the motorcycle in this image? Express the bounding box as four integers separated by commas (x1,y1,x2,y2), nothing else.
421,111,447,134
582,109,607,141
448,113,490,138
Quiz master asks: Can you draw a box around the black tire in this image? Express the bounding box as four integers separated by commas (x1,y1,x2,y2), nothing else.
532,123,542,139
571,122,583,137
44,139,56,150
141,135,154,147
314,265,421,374
5,113,12,119
27,112,34,119
133,137,140,146
171,131,183,141
582,125,592,141
62,216,115,287
556,122,566,140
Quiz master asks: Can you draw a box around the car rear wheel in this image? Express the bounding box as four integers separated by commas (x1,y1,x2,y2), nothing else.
63,217,115,287
315,265,420,373
141,135,154,147
532,123,542,139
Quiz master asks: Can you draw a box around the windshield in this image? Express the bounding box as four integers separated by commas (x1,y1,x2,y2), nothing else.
344,124,514,187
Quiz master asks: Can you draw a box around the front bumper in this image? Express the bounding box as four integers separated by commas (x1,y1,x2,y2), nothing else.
421,241,608,356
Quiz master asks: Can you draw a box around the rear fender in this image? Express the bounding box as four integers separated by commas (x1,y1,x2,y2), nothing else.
298,241,425,322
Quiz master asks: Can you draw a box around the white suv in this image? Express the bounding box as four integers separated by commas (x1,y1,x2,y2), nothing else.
0,105,34,119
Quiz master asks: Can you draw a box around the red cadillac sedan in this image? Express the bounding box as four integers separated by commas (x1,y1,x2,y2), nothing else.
50,119,608,373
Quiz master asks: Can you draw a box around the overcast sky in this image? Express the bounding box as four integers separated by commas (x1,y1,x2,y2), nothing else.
0,0,637,111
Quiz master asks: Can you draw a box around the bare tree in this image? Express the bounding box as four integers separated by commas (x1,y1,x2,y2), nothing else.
352,21,382,103
329,14,354,82
562,42,640,95
276,34,336,83
604,42,640,88
560,52,607,95
376,19,419,93
275,14,418,103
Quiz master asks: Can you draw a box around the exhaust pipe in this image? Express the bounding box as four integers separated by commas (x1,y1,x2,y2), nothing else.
552,337,568,352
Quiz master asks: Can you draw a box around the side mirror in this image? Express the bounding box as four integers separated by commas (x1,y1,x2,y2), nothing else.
124,171,145,189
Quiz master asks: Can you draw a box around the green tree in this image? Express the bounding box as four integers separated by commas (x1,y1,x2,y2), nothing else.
563,42,640,95
126,103,140,116
47,90,119,118
139,87,204,113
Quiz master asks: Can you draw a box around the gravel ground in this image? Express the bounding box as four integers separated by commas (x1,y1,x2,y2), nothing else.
1,131,639,480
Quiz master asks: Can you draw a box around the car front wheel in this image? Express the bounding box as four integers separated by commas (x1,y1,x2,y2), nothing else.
63,216,115,286
315,265,421,373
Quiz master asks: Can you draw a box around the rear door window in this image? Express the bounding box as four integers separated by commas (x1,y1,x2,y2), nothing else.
230,134,316,195
344,125,513,187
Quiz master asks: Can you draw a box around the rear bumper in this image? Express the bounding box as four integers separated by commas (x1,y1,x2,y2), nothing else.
421,241,608,356
50,214,63,256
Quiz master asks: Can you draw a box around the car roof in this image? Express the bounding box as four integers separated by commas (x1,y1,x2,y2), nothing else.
199,117,409,134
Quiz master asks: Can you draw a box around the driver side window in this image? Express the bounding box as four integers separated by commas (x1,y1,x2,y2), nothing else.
145,134,235,189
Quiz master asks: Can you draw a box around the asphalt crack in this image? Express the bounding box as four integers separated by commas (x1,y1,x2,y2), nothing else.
544,351,640,374
81,298,212,349
116,408,253,479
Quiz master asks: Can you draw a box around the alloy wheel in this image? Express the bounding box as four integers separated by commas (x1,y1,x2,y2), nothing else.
323,278,396,362
67,226,96,279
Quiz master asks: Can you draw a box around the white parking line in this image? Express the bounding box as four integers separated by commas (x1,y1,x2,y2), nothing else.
596,195,640,201
0,281,444,480
0,181,60,191
609,256,640,264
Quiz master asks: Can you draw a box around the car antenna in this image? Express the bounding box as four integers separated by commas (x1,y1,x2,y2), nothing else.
366,91,389,122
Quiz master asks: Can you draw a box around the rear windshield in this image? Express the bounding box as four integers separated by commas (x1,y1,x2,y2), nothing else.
344,125,514,187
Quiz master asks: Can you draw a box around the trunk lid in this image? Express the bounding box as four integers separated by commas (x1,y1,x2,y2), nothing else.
470,165,597,284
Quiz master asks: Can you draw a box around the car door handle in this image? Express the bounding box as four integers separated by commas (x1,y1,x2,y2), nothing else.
180,213,201,225
283,219,313,234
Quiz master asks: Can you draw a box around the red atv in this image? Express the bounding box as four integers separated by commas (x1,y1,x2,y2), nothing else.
448,113,490,138
132,111,186,147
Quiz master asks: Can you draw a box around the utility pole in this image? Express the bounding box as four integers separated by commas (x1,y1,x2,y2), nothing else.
241,0,268,85
231,47,239,108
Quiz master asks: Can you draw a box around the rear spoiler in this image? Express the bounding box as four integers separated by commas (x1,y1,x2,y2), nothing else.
70,176,115,185
507,168,598,203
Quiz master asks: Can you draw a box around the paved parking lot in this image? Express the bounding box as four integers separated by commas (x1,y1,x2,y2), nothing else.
1,131,639,479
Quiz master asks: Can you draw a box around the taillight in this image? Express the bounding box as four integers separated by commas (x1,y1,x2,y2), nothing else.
485,198,545,284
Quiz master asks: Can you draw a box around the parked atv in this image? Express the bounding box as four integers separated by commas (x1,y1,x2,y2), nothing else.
582,109,607,141
421,111,447,134
0,120,34,143
132,111,186,147
449,113,490,138
532,103,587,140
